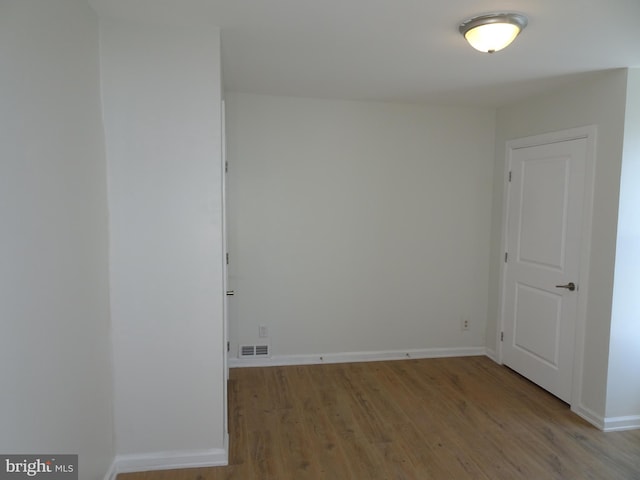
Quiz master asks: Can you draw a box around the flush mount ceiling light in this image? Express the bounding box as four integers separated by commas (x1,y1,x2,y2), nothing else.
459,13,528,53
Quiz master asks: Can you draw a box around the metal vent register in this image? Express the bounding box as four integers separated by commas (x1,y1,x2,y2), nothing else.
239,344,270,358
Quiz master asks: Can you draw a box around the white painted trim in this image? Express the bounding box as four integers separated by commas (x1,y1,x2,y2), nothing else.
507,126,597,150
496,140,512,364
221,98,230,445
485,348,499,363
571,401,640,433
572,404,605,430
498,125,597,413
603,415,640,432
570,126,597,420
103,459,118,480
111,439,228,475
229,347,486,368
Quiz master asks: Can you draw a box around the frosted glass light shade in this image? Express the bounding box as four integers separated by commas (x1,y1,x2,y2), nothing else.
459,13,528,53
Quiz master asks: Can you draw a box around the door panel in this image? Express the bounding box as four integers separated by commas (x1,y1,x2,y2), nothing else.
518,158,568,269
503,138,587,403
513,283,561,366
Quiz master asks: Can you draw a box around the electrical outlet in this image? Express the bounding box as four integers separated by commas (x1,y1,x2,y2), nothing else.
259,325,268,338
462,318,470,331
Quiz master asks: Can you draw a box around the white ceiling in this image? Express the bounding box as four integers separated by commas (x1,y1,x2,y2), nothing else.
89,0,640,107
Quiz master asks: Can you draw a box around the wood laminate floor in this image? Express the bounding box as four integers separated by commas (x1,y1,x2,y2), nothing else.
118,356,640,479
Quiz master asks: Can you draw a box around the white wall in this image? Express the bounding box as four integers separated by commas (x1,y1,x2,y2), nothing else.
226,93,495,359
491,69,628,419
100,19,226,465
607,68,640,420
0,1,113,479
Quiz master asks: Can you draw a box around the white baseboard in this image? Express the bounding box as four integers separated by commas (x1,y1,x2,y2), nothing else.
108,435,228,477
602,415,640,432
103,459,117,480
485,348,499,363
229,346,486,368
573,404,640,432
572,404,605,430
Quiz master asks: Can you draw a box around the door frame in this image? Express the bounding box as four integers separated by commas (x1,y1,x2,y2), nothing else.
221,99,229,441
497,125,597,409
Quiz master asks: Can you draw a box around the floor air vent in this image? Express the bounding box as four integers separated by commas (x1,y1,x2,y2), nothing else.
239,344,270,358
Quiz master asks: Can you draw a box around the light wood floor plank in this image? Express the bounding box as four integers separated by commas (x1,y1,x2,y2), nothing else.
118,356,640,480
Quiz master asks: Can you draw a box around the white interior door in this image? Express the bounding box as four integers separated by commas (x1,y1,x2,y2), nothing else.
502,137,587,403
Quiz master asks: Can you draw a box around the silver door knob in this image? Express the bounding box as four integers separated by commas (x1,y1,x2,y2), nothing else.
555,282,576,291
